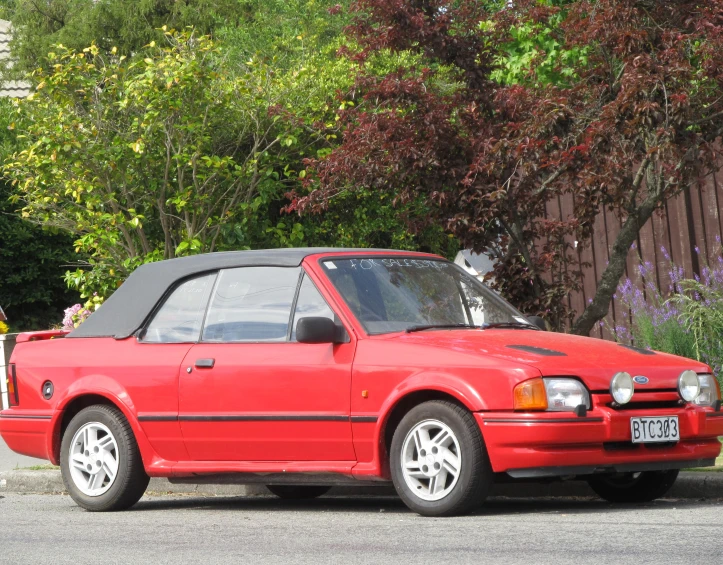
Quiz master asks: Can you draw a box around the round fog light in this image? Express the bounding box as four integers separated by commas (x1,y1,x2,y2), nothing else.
678,370,700,402
610,371,634,404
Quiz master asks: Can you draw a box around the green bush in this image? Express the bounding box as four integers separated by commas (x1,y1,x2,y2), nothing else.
0,99,79,331
0,179,79,331
616,250,723,388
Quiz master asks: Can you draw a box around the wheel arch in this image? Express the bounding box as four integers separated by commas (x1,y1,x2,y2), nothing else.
368,378,485,479
48,389,152,467
381,390,470,462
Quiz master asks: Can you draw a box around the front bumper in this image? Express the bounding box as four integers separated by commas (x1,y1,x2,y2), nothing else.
477,405,723,478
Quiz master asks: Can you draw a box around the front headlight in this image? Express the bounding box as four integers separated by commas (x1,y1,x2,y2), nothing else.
513,377,590,411
694,374,721,407
678,370,701,402
610,371,634,405
543,378,590,412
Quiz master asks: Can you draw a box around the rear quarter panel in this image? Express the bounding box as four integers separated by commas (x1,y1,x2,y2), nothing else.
6,337,191,467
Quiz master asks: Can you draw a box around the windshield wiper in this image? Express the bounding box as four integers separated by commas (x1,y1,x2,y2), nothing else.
405,323,480,333
481,322,539,330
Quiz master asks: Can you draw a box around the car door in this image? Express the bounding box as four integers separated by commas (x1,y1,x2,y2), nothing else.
132,272,218,461
178,266,356,462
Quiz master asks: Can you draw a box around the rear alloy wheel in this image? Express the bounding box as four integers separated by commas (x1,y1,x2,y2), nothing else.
587,470,679,503
390,400,492,517
60,405,149,511
266,485,331,500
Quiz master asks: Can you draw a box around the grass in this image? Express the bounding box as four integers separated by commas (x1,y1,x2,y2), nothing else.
20,464,59,471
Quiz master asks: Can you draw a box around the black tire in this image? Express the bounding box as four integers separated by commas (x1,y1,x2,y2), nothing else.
389,400,492,517
60,404,150,511
266,485,331,500
587,470,679,503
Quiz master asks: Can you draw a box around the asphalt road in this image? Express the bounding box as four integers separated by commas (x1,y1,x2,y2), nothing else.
0,493,721,565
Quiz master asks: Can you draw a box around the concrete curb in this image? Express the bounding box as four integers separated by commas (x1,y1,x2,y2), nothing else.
2,469,723,499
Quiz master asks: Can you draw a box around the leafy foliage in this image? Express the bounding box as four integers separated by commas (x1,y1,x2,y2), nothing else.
291,0,723,332
616,248,723,385
487,12,589,87
0,181,79,330
1,0,457,320
218,0,351,71
0,98,78,331
4,30,321,296
0,0,249,73
218,1,455,255
669,279,723,374
299,187,459,257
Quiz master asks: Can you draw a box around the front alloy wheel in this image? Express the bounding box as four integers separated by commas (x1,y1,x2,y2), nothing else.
390,400,492,517
401,420,462,501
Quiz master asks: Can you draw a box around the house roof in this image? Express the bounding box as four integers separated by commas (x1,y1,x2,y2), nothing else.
68,248,434,339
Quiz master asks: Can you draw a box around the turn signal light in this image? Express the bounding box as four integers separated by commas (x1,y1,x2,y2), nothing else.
514,378,548,411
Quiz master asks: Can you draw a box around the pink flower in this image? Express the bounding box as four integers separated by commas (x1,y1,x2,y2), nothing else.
62,304,92,330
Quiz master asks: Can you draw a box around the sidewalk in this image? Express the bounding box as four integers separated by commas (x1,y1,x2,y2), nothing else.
2,468,722,499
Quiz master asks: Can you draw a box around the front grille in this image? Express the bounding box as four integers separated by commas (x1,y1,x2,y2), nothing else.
591,390,682,411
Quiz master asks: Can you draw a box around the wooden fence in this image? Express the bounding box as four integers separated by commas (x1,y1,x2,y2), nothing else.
545,171,723,339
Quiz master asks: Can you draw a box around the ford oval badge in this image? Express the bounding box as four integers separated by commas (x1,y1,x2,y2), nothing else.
633,375,649,385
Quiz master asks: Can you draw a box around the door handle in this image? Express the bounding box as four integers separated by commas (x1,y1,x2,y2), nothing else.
195,358,215,369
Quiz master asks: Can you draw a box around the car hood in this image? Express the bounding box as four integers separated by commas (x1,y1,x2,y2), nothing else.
383,329,710,391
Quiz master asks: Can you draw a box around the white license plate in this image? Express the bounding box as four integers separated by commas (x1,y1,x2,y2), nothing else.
630,416,679,443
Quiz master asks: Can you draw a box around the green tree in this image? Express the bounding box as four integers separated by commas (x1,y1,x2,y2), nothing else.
218,0,351,71
292,0,723,333
0,98,78,331
4,30,315,296
0,0,248,73
3,1,457,308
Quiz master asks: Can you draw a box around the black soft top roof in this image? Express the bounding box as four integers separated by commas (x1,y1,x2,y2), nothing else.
68,248,436,339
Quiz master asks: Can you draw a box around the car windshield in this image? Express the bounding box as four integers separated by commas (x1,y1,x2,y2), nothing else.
321,257,533,334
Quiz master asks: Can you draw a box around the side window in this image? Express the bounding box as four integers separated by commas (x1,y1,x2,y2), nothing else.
142,273,216,343
202,267,301,342
291,274,335,341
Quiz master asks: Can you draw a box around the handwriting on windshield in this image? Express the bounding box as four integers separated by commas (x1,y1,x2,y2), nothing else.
346,258,450,270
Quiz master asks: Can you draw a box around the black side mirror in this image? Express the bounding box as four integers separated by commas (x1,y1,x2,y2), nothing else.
526,315,546,331
296,317,345,344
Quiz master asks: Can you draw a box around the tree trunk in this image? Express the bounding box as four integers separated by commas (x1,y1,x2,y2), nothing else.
570,191,660,336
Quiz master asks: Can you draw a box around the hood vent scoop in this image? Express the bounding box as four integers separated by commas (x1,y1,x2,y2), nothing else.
506,345,567,357
618,344,655,355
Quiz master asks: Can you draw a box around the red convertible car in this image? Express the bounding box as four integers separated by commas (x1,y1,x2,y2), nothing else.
2,249,721,516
